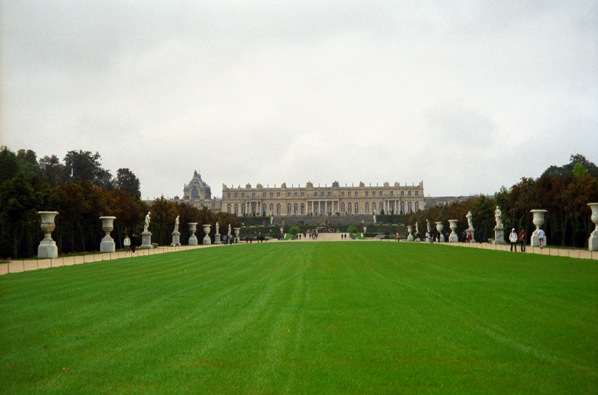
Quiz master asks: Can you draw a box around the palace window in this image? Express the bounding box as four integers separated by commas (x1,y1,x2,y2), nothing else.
348,191,351,197
354,203,359,213
414,202,419,212
408,191,411,196
270,192,274,198
241,192,245,198
276,204,281,215
415,191,419,196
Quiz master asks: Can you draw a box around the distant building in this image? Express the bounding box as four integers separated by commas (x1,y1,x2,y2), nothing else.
220,181,424,216
176,171,425,216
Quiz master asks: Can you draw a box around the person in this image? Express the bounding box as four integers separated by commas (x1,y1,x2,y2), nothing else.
123,234,131,252
396,232,401,242
518,228,527,252
130,234,137,253
509,228,518,251
537,228,546,249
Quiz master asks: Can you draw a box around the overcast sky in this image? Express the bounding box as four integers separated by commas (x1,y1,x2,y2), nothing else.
2,1,597,200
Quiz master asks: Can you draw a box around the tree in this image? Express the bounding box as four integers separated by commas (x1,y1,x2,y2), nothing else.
0,147,19,185
64,150,113,189
0,174,45,258
39,155,67,187
115,168,141,198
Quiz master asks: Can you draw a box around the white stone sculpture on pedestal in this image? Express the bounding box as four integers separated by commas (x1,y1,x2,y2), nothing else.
415,222,420,241
493,206,505,244
188,222,198,245
140,211,153,249
530,209,548,247
214,222,221,244
38,211,59,258
233,227,241,243
407,225,414,241
466,211,475,242
171,216,181,246
99,216,116,252
202,224,212,245
448,219,459,242
435,221,444,242
588,203,598,251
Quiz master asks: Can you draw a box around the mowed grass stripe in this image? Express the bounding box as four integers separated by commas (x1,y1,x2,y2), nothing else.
0,242,597,394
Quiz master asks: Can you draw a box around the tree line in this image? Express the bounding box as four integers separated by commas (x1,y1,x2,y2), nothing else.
0,147,239,259
406,154,598,247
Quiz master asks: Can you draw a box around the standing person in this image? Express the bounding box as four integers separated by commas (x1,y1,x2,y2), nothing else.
518,228,527,252
123,234,131,252
509,228,518,251
537,228,546,249
396,232,401,242
130,234,137,253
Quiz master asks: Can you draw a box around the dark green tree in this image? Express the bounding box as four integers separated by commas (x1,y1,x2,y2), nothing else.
115,168,141,198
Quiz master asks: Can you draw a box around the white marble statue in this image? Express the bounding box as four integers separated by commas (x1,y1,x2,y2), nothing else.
426,219,430,233
216,221,220,234
174,215,179,233
144,211,151,233
228,224,232,236
466,211,473,230
494,206,503,229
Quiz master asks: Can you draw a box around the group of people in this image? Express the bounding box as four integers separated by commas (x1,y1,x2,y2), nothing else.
508,228,544,252
122,234,137,253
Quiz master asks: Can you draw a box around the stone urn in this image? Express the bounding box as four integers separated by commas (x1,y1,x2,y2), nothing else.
234,227,241,243
435,221,444,242
99,216,116,252
588,203,598,251
530,209,548,247
448,219,459,243
188,222,198,246
407,225,414,241
202,224,212,245
38,211,59,258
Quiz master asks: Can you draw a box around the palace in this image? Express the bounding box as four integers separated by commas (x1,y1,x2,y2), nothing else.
178,171,424,216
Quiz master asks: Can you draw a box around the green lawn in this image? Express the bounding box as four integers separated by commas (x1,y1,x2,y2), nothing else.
1,242,597,394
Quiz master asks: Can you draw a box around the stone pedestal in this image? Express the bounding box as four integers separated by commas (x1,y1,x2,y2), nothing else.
171,231,181,246
494,227,505,244
435,222,444,242
188,223,198,245
588,203,598,251
140,231,153,249
530,209,547,247
466,228,475,242
233,227,240,243
214,233,221,244
99,216,116,252
202,224,212,245
38,211,59,258
448,219,458,242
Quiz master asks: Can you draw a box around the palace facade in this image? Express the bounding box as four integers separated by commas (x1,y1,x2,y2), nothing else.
178,171,424,216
